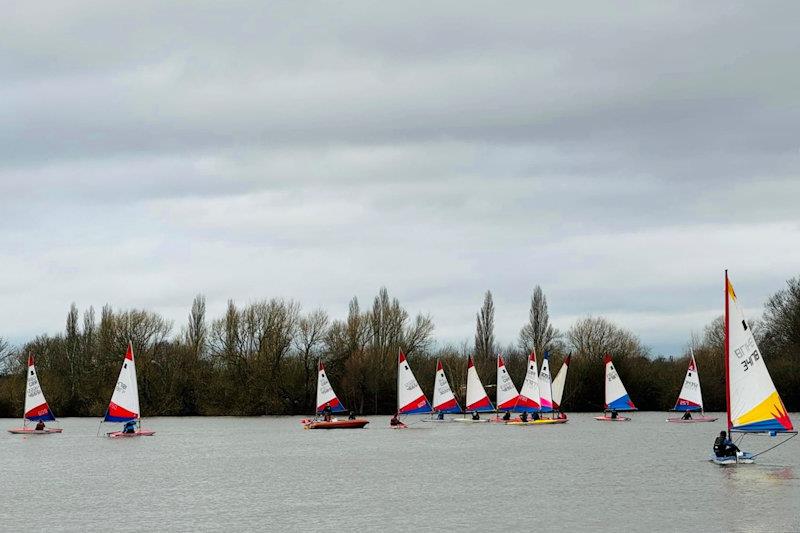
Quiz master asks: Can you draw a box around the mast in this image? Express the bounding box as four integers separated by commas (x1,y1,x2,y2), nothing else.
397,349,401,416
724,270,732,432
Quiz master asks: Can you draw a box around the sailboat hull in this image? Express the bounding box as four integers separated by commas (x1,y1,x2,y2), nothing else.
107,430,156,438
506,418,568,426
7,427,63,434
301,419,369,429
710,451,755,465
666,416,718,423
594,415,631,421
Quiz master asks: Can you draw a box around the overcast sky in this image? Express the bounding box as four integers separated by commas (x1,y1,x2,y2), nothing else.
1,2,799,355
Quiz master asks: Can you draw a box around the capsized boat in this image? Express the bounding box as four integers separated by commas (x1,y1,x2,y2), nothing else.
711,272,795,464
666,349,717,423
422,359,462,422
455,356,494,423
594,354,636,421
103,342,155,437
8,355,63,435
302,361,368,429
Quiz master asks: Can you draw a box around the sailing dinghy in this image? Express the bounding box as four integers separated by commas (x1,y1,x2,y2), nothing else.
494,354,520,421
8,355,63,434
422,359,462,422
103,342,155,437
711,271,795,465
509,352,568,425
454,356,493,423
594,355,636,421
302,361,368,429
393,351,432,428
666,350,717,423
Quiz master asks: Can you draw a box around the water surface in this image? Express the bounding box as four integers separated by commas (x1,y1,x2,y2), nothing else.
1,413,797,532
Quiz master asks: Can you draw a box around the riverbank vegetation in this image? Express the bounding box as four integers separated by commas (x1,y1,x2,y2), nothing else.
1,277,798,417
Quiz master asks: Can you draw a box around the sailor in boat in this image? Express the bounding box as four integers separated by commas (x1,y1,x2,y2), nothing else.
532,411,540,421
348,411,356,420
123,420,137,434
519,412,528,423
713,431,739,459
436,411,444,420
35,420,46,431
390,411,403,427
471,411,481,421
610,409,618,420
322,402,333,422
682,411,693,421
502,411,511,421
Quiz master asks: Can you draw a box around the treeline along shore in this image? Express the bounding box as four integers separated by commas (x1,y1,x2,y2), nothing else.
1,278,798,417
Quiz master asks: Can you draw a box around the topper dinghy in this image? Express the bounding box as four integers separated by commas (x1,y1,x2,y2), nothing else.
392,351,432,428
8,355,63,434
594,355,636,421
103,343,155,437
494,354,521,421
710,271,795,465
422,359,462,422
667,350,717,423
455,356,493,422
514,352,567,425
302,361,368,429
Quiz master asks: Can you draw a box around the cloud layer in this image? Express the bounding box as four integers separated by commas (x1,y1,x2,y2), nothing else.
2,2,799,354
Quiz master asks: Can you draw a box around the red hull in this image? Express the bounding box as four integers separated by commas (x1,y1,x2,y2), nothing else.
302,419,369,429
7,427,63,434
107,430,156,438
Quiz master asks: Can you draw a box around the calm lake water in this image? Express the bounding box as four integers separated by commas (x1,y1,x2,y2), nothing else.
1,412,797,532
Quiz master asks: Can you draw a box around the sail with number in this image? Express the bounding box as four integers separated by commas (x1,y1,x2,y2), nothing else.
397,351,431,414
466,356,494,412
516,352,541,412
496,354,520,411
604,355,636,411
726,273,793,433
538,352,554,413
316,361,346,413
674,351,704,412
432,360,461,413
104,342,141,422
24,355,56,422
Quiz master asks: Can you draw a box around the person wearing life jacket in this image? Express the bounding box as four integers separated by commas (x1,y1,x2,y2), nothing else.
390,411,403,426
348,411,356,420
610,409,618,420
35,420,46,431
322,402,333,422
502,411,511,421
519,412,528,423
123,420,137,434
532,411,540,421
436,411,444,420
682,411,692,420
713,430,739,457
471,411,480,421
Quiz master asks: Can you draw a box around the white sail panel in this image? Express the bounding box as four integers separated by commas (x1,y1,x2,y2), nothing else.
104,342,141,422
551,355,571,410
398,352,431,414
496,354,520,411
432,360,461,413
516,352,541,412
604,355,636,411
466,356,494,412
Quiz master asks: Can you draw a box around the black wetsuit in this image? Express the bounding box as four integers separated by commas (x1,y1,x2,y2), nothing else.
714,436,737,457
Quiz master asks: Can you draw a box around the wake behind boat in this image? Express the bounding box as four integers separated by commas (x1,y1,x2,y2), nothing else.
8,355,63,435
102,342,155,438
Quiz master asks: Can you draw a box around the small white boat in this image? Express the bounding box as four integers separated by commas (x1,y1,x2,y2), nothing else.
7,355,62,435
595,355,636,421
666,349,717,423
102,342,155,437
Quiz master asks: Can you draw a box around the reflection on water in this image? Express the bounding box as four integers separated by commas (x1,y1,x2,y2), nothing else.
1,413,797,532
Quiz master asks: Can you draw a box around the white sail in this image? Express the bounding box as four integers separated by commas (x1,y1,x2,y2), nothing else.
551,355,571,410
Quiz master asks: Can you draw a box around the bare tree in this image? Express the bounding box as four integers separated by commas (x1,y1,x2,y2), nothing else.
185,294,207,358
295,309,330,407
475,290,495,363
519,285,560,356
567,316,648,362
